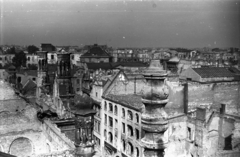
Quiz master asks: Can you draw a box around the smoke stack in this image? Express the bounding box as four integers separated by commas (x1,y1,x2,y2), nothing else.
183,82,188,114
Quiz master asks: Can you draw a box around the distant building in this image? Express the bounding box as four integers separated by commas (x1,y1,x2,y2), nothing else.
41,43,56,52
80,44,113,63
179,67,240,83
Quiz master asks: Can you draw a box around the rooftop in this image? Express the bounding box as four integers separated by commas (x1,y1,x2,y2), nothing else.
104,94,144,112
86,63,113,70
81,44,111,58
192,67,238,78
17,69,37,77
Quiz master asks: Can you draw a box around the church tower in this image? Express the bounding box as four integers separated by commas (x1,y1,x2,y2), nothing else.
56,52,74,99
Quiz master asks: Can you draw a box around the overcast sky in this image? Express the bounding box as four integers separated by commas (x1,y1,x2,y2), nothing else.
0,0,239,48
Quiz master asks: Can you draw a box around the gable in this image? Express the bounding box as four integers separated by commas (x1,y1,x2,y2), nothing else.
179,67,201,81
102,71,127,96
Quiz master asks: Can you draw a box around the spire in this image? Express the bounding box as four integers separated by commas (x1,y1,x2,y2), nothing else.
141,60,169,157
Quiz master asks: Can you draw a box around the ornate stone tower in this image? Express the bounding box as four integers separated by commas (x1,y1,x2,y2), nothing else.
36,51,48,98
69,94,96,157
141,60,169,157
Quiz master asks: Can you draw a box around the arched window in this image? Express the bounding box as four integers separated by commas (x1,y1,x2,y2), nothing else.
127,125,133,137
9,137,33,156
109,103,113,112
127,142,134,156
127,110,133,120
108,132,113,143
122,108,125,118
136,113,139,123
114,105,118,115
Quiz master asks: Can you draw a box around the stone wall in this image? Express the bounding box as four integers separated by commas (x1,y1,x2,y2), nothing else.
188,82,239,115
42,120,75,150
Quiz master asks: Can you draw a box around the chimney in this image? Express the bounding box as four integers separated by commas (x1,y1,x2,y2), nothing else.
183,82,188,114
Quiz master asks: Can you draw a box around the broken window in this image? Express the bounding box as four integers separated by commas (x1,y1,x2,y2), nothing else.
127,110,133,121
224,134,232,150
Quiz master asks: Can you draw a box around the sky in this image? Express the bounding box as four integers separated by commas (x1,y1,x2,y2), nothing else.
0,0,239,48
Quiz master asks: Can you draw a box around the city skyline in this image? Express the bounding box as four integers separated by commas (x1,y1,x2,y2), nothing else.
0,0,239,48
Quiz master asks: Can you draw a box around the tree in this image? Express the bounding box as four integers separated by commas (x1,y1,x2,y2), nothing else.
27,45,39,54
12,51,27,69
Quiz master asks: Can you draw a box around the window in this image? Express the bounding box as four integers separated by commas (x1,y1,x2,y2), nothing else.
94,120,97,131
96,92,98,98
105,114,107,125
115,129,118,139
114,105,118,115
135,129,139,140
115,119,118,128
127,125,133,137
122,108,125,118
104,130,107,140
136,113,139,123
104,101,107,111
51,55,54,59
127,110,133,121
136,147,140,157
187,127,192,141
77,79,80,84
108,132,113,143
97,121,100,133
28,57,30,61
127,142,134,156
122,123,125,133
109,103,113,112
122,139,126,151
109,117,113,128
